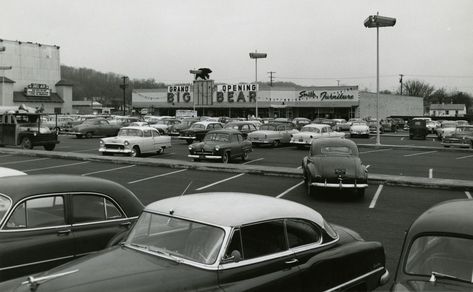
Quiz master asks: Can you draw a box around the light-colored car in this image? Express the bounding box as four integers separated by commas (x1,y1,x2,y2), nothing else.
435,121,457,140
149,118,182,134
349,122,370,138
247,122,299,147
99,126,171,157
290,124,344,148
0,167,27,177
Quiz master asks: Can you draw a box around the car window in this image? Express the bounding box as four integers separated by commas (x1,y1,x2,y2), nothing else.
72,195,123,223
236,134,243,143
241,125,249,131
241,220,287,259
321,146,353,155
276,125,285,131
143,129,152,137
6,196,65,229
249,124,256,131
286,219,321,248
152,129,160,137
224,229,243,259
214,123,223,129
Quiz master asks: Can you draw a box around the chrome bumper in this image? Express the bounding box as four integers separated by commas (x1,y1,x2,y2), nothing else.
188,154,222,160
178,136,196,140
99,148,132,154
311,181,368,189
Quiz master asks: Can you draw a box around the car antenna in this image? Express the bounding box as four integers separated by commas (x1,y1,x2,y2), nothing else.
169,181,192,216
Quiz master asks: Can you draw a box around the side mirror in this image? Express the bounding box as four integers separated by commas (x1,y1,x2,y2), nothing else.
221,250,242,264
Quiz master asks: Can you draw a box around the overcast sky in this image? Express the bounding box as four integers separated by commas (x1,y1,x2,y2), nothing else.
2,0,473,94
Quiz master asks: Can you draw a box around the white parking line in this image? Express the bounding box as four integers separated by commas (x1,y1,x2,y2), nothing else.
429,168,433,179
366,165,370,169
243,158,264,165
466,191,472,199
456,154,473,160
82,165,136,176
0,154,14,158
359,148,392,154
23,161,90,172
369,185,384,209
276,181,304,198
404,151,437,157
196,173,246,191
0,158,49,165
128,169,187,184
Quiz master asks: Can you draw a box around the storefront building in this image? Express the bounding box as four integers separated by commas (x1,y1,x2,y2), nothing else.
0,39,72,113
132,80,423,120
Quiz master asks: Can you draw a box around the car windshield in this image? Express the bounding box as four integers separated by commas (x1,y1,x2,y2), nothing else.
224,123,240,130
260,124,277,131
125,212,225,265
0,194,11,223
190,124,205,130
118,129,143,137
405,235,473,283
301,127,320,133
204,133,229,142
320,146,353,155
352,122,367,126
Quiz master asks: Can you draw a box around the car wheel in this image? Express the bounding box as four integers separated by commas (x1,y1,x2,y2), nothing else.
186,139,194,144
102,152,113,156
76,134,83,139
130,146,141,157
85,132,93,139
272,140,280,147
193,158,200,162
222,152,230,164
241,151,248,161
157,147,164,154
44,144,56,151
20,137,33,149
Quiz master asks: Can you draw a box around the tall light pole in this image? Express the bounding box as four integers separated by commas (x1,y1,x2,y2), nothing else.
249,51,267,118
364,13,396,145
120,76,128,116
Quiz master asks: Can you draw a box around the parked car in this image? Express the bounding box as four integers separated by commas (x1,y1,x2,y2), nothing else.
349,121,370,138
223,121,258,139
178,121,223,144
302,138,368,197
409,119,428,140
169,118,199,136
0,175,143,282
441,125,473,148
99,126,171,157
332,119,352,132
149,118,182,135
367,120,382,134
41,115,75,134
0,193,389,291
108,116,142,127
290,124,345,149
426,120,439,134
70,118,121,139
247,122,299,147
188,129,252,163
435,121,457,140
391,199,473,291
292,117,311,130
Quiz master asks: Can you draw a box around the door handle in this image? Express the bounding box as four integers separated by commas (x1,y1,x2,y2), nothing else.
120,221,132,228
57,229,71,236
285,258,299,265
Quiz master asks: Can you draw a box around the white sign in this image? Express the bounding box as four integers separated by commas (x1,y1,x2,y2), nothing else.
167,85,191,93
217,84,258,92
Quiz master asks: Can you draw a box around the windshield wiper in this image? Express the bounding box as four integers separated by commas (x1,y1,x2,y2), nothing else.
127,243,149,251
430,271,472,284
148,246,182,264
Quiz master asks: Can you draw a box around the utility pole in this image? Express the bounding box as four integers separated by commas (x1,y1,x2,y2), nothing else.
119,76,129,115
268,71,276,86
399,74,404,95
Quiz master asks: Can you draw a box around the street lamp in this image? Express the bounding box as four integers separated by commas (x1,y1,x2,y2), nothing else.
364,13,396,145
249,51,267,118
119,76,129,116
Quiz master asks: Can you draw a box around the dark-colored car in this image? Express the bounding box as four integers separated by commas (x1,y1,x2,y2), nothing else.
441,125,473,148
188,129,252,163
302,138,368,197
223,121,258,139
169,118,199,136
70,118,121,139
0,193,389,291
0,175,143,282
409,120,428,140
391,199,473,291
177,121,223,144
292,117,311,131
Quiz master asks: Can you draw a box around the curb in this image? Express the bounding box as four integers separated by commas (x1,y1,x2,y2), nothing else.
0,148,472,191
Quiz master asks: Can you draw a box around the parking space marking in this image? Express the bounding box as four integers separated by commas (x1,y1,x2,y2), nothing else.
128,169,187,184
0,154,14,158
82,165,136,176
23,161,90,172
456,154,473,160
404,151,437,157
243,158,264,165
196,173,246,191
466,191,472,199
369,185,384,209
359,148,392,154
276,180,304,198
429,168,433,178
366,165,370,169
0,157,49,165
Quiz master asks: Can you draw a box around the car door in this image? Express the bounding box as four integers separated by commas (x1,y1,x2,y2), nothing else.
141,129,153,153
70,193,133,257
218,220,301,292
0,195,74,281
229,133,243,157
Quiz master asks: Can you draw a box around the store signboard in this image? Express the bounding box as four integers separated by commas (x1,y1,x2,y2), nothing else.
297,87,358,102
24,83,51,97
217,83,258,92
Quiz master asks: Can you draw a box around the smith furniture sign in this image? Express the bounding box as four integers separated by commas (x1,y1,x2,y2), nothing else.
297,87,358,102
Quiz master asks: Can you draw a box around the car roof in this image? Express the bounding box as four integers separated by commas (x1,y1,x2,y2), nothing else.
121,126,158,131
408,199,473,238
310,138,358,154
194,121,221,126
145,192,324,227
207,129,241,134
0,175,143,214
303,123,330,129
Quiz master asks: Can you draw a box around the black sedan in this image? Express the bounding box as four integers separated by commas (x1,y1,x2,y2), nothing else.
391,199,473,291
188,129,252,163
0,193,389,291
177,121,223,144
223,121,258,139
302,138,368,197
0,175,143,282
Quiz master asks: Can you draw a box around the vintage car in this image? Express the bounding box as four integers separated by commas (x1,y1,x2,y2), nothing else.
409,119,428,140
149,118,182,135
41,115,75,134
367,120,383,134
108,116,142,128
99,126,171,157
70,118,121,139
247,122,299,147
290,124,345,149
188,129,252,163
435,121,457,140
441,125,473,148
302,138,368,197
292,117,311,130
332,119,352,132
223,121,258,139
0,193,389,291
0,175,143,282
349,121,370,138
178,121,223,144
391,199,473,291
169,118,199,136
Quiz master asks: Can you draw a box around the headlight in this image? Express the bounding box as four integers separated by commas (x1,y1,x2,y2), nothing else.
99,140,104,145
215,145,220,151
124,140,129,146
188,145,193,150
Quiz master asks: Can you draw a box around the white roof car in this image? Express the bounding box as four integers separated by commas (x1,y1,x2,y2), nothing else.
290,124,344,147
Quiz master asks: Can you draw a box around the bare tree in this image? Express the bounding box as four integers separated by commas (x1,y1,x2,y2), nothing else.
402,80,435,98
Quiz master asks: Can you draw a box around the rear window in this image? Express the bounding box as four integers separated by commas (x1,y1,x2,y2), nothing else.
320,146,352,155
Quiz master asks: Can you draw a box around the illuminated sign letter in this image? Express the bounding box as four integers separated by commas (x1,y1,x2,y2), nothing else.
228,92,234,103
249,91,256,102
167,93,174,103
237,91,246,102
217,92,224,103
183,92,191,103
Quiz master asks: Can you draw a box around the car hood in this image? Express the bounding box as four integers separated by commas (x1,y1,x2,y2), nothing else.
102,136,141,143
391,280,473,292
350,125,369,131
293,132,320,138
312,156,365,178
1,246,216,292
191,141,225,151
249,130,278,136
